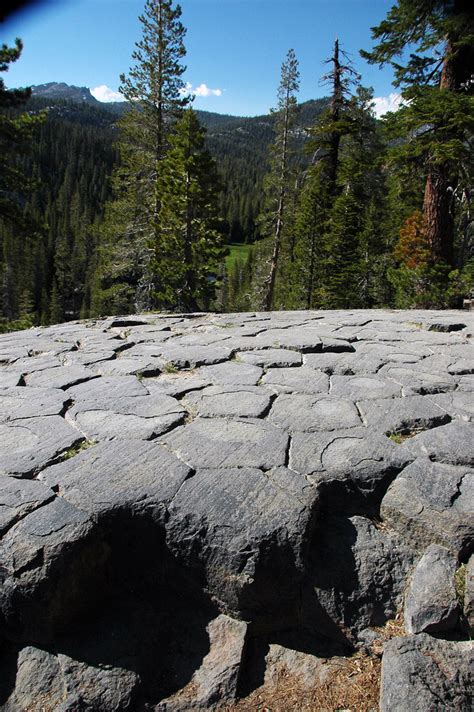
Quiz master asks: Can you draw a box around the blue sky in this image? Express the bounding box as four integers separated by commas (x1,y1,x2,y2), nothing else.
2,0,401,117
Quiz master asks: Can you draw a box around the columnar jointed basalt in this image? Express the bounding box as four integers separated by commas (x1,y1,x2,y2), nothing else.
0,309,472,711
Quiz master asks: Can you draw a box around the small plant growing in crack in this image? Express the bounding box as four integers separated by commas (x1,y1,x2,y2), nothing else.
61,439,96,460
454,564,466,605
163,362,179,374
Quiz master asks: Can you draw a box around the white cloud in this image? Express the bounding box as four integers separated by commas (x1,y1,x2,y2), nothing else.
91,85,124,103
182,82,222,98
371,92,404,118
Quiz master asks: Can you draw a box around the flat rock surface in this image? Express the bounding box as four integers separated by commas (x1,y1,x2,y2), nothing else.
0,309,472,710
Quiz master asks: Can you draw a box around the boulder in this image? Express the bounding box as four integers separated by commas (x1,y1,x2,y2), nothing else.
380,634,473,712
404,544,459,634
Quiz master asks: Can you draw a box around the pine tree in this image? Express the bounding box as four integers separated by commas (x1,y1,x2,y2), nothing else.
259,49,300,311
151,108,225,311
361,0,474,266
93,0,189,314
292,40,361,309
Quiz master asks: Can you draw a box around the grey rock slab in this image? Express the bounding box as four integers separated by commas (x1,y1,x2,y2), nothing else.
166,465,316,616
290,428,413,512
427,391,474,422
0,476,55,534
24,365,98,390
252,327,323,352
67,375,148,403
162,615,248,709
236,348,302,367
191,615,247,707
0,416,83,477
90,356,165,377
380,457,473,557
378,364,457,395
159,418,289,469
183,385,272,418
68,393,185,440
5,354,63,373
268,394,362,432
70,408,184,441
196,361,263,386
380,634,473,712
156,344,234,368
0,370,22,387
145,373,211,398
0,496,99,640
405,544,459,634
0,385,69,422
261,366,329,394
330,374,402,400
61,349,117,367
458,374,474,390
311,515,416,639
304,351,386,375
405,421,474,465
357,394,451,434
39,438,191,517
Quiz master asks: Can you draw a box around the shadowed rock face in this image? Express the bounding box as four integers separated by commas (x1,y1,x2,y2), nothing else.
0,309,472,710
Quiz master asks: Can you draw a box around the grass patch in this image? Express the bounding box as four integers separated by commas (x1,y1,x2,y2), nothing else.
61,439,96,461
163,362,179,374
454,564,466,605
225,243,252,270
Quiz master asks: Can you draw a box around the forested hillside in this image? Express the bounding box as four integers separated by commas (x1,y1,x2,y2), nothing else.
0,90,327,327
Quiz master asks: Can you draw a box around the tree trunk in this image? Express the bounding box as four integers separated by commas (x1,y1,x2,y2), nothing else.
422,165,454,264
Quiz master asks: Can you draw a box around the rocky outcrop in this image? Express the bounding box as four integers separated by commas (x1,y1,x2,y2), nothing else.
0,309,472,710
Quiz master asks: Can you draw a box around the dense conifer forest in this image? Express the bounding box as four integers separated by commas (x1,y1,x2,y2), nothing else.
0,0,473,330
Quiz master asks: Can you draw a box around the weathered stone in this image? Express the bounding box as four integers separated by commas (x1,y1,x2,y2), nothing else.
381,458,473,558
405,544,459,634
268,394,362,432
67,392,185,440
0,416,84,477
90,356,165,377
380,634,473,712
311,515,416,639
0,308,472,711
357,394,451,434
236,348,302,367
3,645,140,712
159,418,289,469
427,391,474,422
197,360,263,386
262,366,329,394
0,386,68,422
184,385,272,418
24,365,97,390
377,364,457,395
166,466,317,616
0,370,22,387
67,374,148,403
156,343,234,368
0,477,55,534
251,327,323,352
39,439,191,517
330,374,402,400
405,421,474,465
290,428,413,512
162,615,248,709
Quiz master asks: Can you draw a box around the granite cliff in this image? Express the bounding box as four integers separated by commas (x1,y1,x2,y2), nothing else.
0,309,472,710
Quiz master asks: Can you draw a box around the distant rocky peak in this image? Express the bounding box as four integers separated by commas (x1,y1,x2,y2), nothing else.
31,82,99,105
